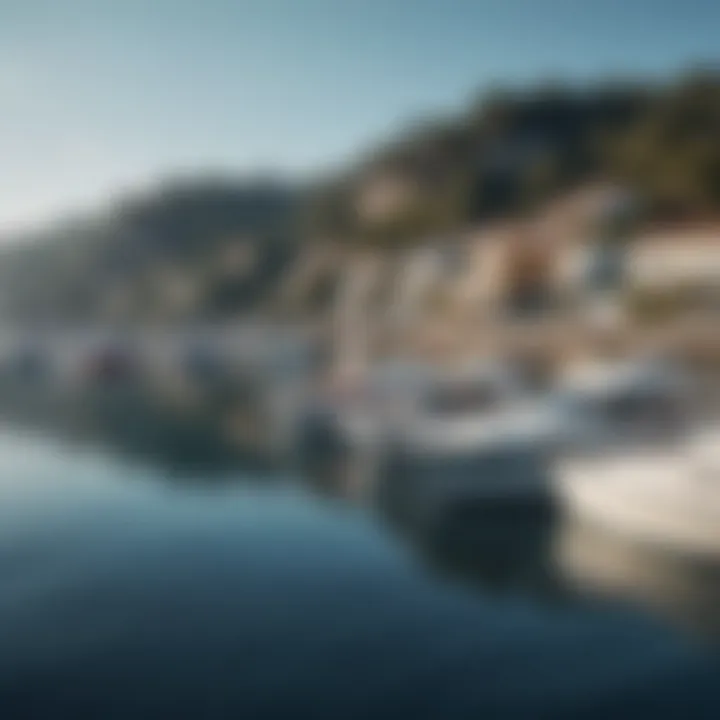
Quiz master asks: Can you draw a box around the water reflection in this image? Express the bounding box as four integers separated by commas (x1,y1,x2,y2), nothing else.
554,520,720,643
2,376,720,651
0,377,274,477
0,382,719,716
386,502,561,599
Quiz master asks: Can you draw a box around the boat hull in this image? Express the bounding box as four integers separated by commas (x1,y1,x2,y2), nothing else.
555,450,720,556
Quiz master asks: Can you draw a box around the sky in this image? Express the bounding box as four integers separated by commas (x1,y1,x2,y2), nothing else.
1,0,719,234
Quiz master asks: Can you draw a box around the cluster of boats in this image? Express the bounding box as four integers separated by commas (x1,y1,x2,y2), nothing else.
2,329,718,557
0,329,320,392
0,336,204,387
288,355,720,556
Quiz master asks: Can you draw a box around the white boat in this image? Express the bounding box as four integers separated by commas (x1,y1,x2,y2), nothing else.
287,358,539,499
374,357,697,523
553,361,720,556
287,359,438,460
556,430,720,556
357,362,558,518
356,357,536,437
547,358,694,450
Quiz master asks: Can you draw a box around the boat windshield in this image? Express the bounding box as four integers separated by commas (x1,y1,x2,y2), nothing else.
559,385,684,434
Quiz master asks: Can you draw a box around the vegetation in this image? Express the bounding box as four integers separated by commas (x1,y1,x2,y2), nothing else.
0,177,299,322
2,67,720,321
310,68,720,245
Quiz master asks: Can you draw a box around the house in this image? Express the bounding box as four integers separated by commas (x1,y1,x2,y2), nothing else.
355,171,420,225
628,228,720,291
555,226,720,298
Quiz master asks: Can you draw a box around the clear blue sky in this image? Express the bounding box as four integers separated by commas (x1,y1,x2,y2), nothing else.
1,0,718,233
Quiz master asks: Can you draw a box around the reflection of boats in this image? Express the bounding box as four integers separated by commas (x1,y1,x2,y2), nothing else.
555,519,720,639
387,499,557,596
0,373,270,474
373,412,555,526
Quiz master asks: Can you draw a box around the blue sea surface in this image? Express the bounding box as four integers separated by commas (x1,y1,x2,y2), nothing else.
0,427,717,718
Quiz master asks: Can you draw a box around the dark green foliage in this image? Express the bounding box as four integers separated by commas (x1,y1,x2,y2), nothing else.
3,68,720,320
310,69,720,246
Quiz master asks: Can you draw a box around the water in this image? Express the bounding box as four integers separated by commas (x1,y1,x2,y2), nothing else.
0,391,719,717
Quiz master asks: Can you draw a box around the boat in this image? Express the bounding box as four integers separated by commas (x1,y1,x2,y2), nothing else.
348,360,555,518
292,357,537,465
345,359,533,445
547,357,693,451
288,359,440,467
552,360,720,556
373,356,697,525
555,430,720,556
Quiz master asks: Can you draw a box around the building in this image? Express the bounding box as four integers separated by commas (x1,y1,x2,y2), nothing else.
628,228,720,292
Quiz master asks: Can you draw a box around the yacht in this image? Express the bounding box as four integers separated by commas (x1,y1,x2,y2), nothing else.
306,358,534,454
373,357,696,525
553,361,720,556
539,358,692,453
291,359,437,457
349,360,553,516
556,430,720,557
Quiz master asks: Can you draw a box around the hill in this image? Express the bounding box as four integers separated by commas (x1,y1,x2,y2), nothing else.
0,177,300,322
2,68,720,323
308,68,720,246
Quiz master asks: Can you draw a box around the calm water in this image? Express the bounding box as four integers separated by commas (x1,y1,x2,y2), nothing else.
1,390,720,718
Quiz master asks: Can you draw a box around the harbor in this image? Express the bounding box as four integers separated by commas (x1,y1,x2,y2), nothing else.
5,5,720,713
0,323,719,641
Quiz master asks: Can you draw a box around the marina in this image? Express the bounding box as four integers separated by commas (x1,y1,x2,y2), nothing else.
0,326,719,560
6,2,720,715
0,322,718,718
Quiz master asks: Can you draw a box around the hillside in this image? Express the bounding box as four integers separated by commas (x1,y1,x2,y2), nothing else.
0,178,300,322
309,68,720,246
2,68,720,323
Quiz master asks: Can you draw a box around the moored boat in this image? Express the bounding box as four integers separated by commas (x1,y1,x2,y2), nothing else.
553,360,720,556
